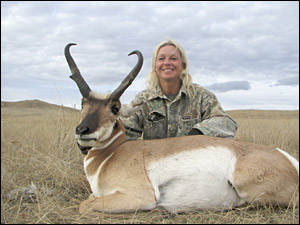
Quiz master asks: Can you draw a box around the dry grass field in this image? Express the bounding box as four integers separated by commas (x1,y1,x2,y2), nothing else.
1,100,299,224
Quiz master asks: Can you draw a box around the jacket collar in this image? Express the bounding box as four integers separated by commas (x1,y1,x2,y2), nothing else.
148,81,187,100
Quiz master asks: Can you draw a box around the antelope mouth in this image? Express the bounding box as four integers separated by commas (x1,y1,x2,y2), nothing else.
75,133,98,141
77,138,96,146
77,143,92,155
80,138,97,141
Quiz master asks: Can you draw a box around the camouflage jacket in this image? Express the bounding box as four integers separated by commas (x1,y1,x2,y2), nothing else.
120,83,238,140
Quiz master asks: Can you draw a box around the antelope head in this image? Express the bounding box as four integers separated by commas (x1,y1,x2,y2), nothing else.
65,43,143,154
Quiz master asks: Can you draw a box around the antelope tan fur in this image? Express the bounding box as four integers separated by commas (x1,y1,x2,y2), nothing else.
65,43,299,215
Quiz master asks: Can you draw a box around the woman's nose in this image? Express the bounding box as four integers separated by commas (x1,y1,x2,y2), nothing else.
164,59,171,65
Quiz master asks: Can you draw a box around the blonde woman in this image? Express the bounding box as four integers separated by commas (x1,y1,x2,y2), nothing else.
121,39,238,140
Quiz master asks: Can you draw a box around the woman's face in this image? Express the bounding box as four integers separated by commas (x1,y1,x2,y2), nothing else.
155,45,184,83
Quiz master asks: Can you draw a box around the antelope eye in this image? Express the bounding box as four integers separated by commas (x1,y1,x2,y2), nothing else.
111,105,119,115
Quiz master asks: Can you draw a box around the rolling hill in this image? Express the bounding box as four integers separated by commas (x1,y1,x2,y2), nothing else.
1,99,298,120
1,99,79,116
1,99,78,110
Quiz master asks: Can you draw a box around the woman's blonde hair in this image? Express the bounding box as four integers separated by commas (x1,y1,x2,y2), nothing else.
147,39,196,98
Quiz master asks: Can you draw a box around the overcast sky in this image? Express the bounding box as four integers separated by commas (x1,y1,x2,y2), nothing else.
1,1,299,110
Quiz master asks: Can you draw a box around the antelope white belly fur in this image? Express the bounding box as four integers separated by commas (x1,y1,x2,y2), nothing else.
147,146,246,213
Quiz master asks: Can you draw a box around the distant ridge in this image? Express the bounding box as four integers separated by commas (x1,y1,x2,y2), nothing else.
1,99,79,112
2,99,298,120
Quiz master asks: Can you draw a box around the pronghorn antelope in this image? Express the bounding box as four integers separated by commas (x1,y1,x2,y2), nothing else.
65,43,299,215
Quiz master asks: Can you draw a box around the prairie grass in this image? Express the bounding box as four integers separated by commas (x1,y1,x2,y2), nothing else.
1,106,299,224
227,110,299,160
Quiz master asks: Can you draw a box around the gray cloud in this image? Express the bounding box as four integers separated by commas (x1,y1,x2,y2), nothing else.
273,75,299,87
205,81,251,93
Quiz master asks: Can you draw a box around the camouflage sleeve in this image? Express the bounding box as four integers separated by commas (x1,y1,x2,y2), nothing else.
193,90,238,138
193,117,238,138
120,93,145,140
120,113,144,140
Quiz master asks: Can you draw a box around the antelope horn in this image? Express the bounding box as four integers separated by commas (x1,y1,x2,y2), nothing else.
65,43,91,98
109,50,143,102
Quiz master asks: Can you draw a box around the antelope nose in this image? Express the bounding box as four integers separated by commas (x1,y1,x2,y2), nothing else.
76,126,89,135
